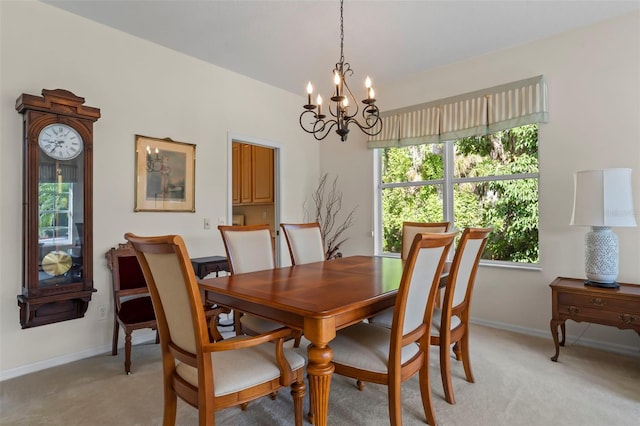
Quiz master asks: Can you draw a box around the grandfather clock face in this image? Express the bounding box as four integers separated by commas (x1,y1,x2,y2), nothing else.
38,123,84,161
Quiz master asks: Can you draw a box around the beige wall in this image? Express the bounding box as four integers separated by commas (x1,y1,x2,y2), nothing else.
321,11,640,352
0,1,319,377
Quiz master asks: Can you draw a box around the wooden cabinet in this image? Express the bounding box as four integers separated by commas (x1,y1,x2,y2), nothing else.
232,143,273,205
252,145,274,203
549,277,640,361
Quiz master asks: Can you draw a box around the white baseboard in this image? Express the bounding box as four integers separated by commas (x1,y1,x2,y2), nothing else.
471,317,640,358
0,331,157,382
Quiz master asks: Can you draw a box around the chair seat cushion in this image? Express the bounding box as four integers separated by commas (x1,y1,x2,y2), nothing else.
331,323,419,374
241,314,284,334
176,336,305,396
117,296,155,324
368,307,394,328
431,308,461,337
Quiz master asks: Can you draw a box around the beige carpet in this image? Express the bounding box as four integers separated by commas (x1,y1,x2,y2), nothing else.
1,325,639,425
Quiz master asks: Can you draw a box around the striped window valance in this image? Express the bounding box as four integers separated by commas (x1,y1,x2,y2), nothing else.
367,75,548,149
367,115,400,148
440,94,487,141
398,106,440,146
487,77,548,132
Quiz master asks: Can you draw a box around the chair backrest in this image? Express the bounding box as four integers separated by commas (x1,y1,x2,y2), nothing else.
401,221,452,260
442,227,492,318
218,224,275,274
105,242,150,305
391,232,456,347
125,233,208,363
280,222,325,265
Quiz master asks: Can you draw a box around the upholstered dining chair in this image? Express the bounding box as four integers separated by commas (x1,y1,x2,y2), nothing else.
124,233,306,426
105,242,158,374
369,220,452,329
430,227,491,405
329,232,456,426
401,221,452,260
280,222,326,265
217,225,293,341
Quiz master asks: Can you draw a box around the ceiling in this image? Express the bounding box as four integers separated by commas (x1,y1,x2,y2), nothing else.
44,1,640,98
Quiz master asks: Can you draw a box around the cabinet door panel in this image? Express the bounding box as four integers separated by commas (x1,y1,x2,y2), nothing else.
252,145,273,203
240,144,253,204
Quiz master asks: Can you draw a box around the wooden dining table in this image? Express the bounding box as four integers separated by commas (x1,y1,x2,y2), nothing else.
199,255,449,425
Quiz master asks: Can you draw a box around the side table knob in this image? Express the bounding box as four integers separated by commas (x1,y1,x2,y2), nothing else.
619,314,635,324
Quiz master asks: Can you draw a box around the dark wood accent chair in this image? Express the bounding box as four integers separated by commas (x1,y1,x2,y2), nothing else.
329,232,456,426
125,233,305,426
105,243,158,375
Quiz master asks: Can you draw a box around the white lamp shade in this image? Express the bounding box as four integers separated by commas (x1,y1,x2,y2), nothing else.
570,168,637,227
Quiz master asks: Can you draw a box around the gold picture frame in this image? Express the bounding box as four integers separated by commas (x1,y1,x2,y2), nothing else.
134,135,195,212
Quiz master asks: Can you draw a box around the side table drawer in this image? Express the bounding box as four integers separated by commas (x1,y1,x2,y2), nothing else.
557,303,637,327
558,292,640,313
201,263,226,276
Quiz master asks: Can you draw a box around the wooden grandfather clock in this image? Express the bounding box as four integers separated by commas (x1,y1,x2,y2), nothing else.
16,89,101,328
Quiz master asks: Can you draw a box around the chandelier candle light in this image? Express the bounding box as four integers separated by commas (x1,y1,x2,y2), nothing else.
300,0,382,142
570,168,637,288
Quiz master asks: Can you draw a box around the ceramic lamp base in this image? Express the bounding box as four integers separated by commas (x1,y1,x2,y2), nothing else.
584,226,618,284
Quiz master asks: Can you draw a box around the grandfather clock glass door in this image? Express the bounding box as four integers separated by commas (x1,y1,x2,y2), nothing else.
16,89,100,328
38,154,84,284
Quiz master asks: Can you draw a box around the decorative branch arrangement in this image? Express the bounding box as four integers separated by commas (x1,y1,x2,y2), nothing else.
305,173,357,260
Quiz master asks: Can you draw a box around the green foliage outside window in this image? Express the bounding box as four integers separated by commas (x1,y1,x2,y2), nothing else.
381,144,445,253
380,124,539,264
39,182,71,241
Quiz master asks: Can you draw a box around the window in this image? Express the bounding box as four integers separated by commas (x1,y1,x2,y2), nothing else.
39,182,74,246
370,76,547,266
375,124,539,266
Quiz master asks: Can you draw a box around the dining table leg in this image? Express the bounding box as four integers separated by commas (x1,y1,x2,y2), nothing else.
307,343,334,425
304,318,336,426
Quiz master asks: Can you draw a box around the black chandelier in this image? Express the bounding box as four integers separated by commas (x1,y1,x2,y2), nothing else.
300,0,382,142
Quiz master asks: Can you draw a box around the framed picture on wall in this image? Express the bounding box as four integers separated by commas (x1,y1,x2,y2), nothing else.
134,135,196,212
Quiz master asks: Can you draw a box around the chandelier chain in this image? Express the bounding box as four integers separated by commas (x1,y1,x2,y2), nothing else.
339,0,344,64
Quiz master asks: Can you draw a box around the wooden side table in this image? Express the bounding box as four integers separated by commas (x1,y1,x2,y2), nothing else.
549,276,640,361
191,256,233,328
190,256,229,279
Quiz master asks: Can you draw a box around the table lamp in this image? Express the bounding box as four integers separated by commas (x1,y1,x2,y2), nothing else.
570,168,637,288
